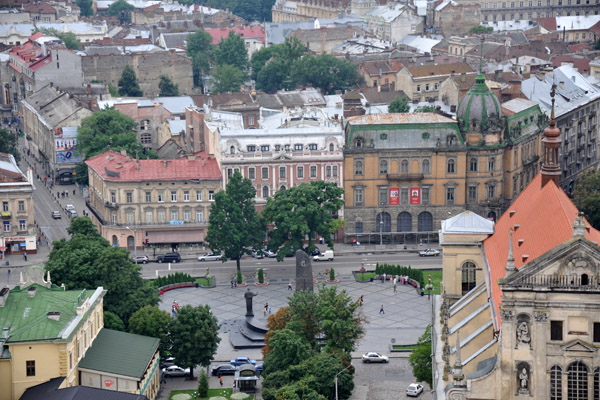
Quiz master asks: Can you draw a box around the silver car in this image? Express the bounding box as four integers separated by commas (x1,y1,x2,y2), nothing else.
198,253,222,261
162,365,190,377
361,352,389,363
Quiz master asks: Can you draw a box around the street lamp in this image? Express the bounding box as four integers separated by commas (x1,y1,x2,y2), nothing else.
334,363,353,400
379,220,383,246
126,226,137,261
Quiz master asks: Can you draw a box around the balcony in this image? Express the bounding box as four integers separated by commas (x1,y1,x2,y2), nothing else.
0,212,10,219
386,173,424,181
105,201,119,209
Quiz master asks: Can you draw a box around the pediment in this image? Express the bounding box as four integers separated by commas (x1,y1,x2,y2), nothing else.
560,339,596,353
273,152,292,161
499,238,600,289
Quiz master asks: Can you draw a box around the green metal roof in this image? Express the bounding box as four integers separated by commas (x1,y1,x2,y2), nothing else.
79,329,159,379
0,284,91,344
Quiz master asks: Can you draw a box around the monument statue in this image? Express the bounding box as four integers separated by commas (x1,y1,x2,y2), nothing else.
295,249,313,292
519,368,528,390
244,288,258,317
517,321,531,344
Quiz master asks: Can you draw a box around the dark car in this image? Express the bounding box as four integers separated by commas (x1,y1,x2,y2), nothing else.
156,253,181,263
211,364,237,376
230,356,256,366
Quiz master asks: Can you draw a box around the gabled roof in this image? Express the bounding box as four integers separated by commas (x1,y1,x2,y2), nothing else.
205,26,265,45
483,174,600,327
442,210,495,235
407,62,473,78
21,377,149,400
85,151,221,182
79,329,159,380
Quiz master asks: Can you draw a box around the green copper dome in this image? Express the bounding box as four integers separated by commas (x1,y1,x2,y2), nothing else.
457,74,501,133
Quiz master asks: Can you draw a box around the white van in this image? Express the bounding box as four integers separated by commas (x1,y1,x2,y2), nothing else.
313,250,334,261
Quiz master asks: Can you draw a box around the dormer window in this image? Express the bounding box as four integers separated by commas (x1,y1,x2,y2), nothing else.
247,145,256,152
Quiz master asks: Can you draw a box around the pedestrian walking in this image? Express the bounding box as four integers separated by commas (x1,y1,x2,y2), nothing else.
7,269,10,281
231,279,234,289
65,191,68,198
383,272,386,283
23,252,27,261
234,279,237,288
393,277,397,293
288,282,293,291
264,302,268,316
359,295,364,306
219,375,223,386
268,306,272,314
73,189,76,196
379,304,385,314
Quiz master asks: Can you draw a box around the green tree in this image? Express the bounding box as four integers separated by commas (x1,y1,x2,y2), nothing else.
37,28,81,50
468,25,494,34
104,311,125,331
251,45,279,81
187,29,214,87
46,217,159,324
214,31,249,72
169,304,221,378
263,329,313,375
0,128,21,162
197,370,209,397
108,82,119,97
252,37,304,85
206,172,265,272
211,64,245,93
290,54,363,95
158,75,179,96
77,0,94,16
572,169,600,229
256,58,292,93
409,324,432,387
315,285,363,353
128,305,172,355
107,0,134,23
118,65,143,97
263,181,344,259
414,105,437,113
389,96,410,113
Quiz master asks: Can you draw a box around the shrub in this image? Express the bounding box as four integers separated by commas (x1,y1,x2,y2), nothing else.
153,272,194,288
258,268,265,283
329,268,335,281
197,370,209,397
237,270,243,284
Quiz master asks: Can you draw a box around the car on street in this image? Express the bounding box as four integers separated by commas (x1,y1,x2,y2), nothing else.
156,253,181,263
211,364,238,376
162,365,190,377
64,204,75,212
419,249,440,257
160,356,176,369
313,250,334,261
133,255,149,264
51,211,61,219
230,356,256,366
198,253,222,262
66,209,78,218
406,383,424,397
361,352,389,363
264,249,277,258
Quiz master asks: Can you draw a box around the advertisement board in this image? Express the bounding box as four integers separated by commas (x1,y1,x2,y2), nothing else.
410,188,420,205
389,188,399,205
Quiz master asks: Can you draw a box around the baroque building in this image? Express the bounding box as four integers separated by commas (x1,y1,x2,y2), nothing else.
343,68,544,243
438,87,600,399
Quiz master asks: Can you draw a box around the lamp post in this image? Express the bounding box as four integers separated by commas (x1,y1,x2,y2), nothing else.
126,226,137,261
379,220,383,246
335,363,353,400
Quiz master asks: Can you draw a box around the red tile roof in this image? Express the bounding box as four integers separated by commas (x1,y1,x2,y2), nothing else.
484,174,600,327
552,55,590,73
534,17,557,31
24,2,56,14
86,151,221,182
205,27,265,45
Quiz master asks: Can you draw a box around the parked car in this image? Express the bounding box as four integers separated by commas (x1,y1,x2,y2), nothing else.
252,249,264,259
133,255,149,264
361,352,389,363
230,356,256,366
156,253,181,263
211,364,237,376
51,211,61,219
406,383,423,397
255,363,263,375
160,356,176,369
198,253,222,262
64,204,75,211
264,249,277,258
66,209,78,218
162,365,190,377
313,250,334,261
419,249,440,257
310,247,321,256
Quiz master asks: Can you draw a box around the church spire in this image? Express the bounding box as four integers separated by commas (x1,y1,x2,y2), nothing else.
541,84,561,187
505,228,517,275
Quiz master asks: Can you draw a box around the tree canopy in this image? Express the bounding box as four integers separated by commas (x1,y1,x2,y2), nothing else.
107,0,134,23
389,96,410,113
187,29,214,87
158,75,179,96
76,0,94,16
290,54,364,95
211,64,245,93
168,304,220,378
414,105,437,113
77,107,141,158
263,181,344,259
206,172,265,272
177,0,276,22
214,31,249,72
118,65,143,97
572,169,600,229
468,25,494,34
409,324,432,387
36,27,81,50
0,128,21,163
128,305,172,355
46,217,159,326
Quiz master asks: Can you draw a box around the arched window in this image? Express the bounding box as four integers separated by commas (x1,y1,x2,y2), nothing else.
329,143,334,151
280,185,286,191
401,159,409,173
567,361,588,400
127,235,134,249
470,158,478,172
140,133,152,144
355,161,363,175
422,159,430,174
447,159,455,173
262,186,269,198
488,211,497,222
112,235,119,247
376,212,391,232
379,160,388,174
550,366,562,400
355,221,363,233
593,368,599,400
230,146,235,154
582,274,589,285
418,211,433,232
462,262,476,294
488,157,496,172
397,212,412,232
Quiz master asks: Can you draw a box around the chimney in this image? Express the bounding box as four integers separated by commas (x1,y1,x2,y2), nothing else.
460,73,466,82
28,286,37,298
201,158,205,166
47,311,61,321
163,160,168,167
87,83,92,95
541,84,561,187
120,149,127,156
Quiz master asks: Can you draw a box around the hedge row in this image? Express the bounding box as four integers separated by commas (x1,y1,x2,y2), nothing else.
375,263,424,287
152,272,195,288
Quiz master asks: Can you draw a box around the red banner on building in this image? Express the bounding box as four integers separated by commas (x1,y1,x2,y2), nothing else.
389,188,399,205
410,188,420,205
